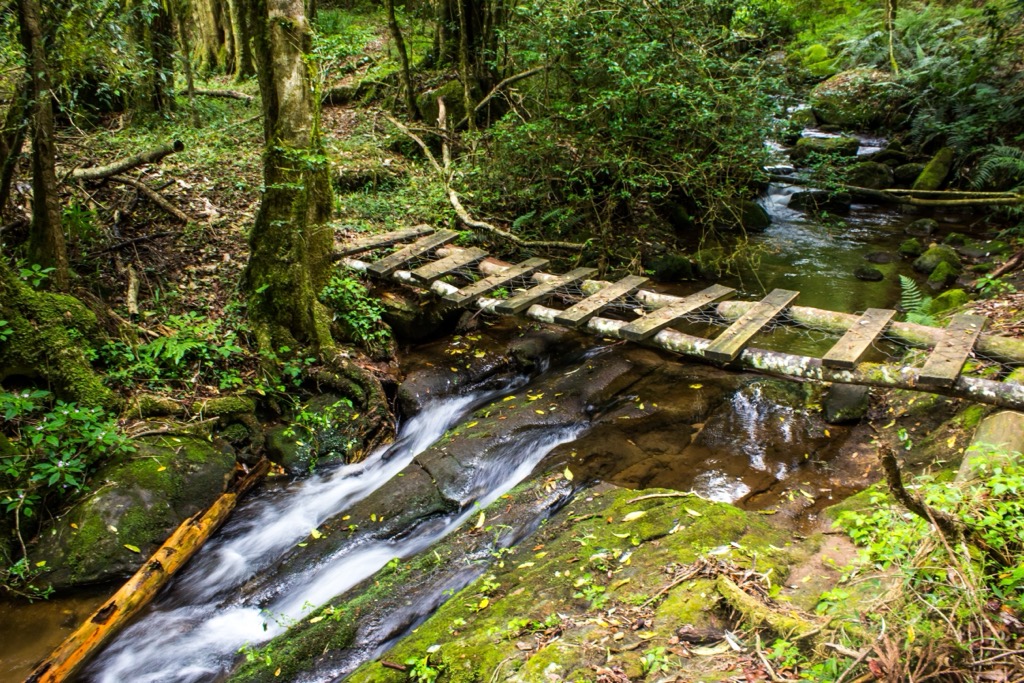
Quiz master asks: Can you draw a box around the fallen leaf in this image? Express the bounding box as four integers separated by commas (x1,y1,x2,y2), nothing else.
563,467,574,481
124,544,141,553
622,510,647,522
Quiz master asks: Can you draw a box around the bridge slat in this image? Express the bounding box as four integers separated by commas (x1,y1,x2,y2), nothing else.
918,314,987,388
409,247,487,286
822,308,896,369
494,267,599,315
334,225,434,258
444,258,549,307
619,284,735,342
367,230,459,277
704,289,799,363
553,275,649,328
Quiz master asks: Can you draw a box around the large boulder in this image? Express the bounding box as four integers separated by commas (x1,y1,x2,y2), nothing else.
894,163,926,186
913,244,962,276
809,68,904,128
912,147,955,191
789,136,859,163
32,435,236,589
845,161,894,190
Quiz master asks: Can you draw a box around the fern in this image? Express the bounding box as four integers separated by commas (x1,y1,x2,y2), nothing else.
972,146,1024,192
899,275,936,325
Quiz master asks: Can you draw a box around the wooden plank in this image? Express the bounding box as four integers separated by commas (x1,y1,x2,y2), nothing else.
554,275,649,327
919,314,987,388
334,225,434,258
704,289,799,363
494,267,599,315
444,257,549,307
367,230,459,276
409,247,487,286
822,308,896,369
619,284,736,342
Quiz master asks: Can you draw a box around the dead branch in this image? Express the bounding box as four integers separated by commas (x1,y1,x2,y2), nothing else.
878,445,965,544
126,264,140,316
456,64,549,129
988,248,1024,279
71,140,184,181
768,174,1023,207
109,175,193,223
193,88,254,103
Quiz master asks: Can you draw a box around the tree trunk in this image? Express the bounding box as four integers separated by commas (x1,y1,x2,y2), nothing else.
0,76,29,219
150,2,177,112
17,0,68,290
244,0,335,352
175,0,201,126
385,0,418,118
227,0,255,79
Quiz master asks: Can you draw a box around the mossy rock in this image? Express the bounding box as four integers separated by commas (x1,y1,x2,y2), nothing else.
906,218,938,237
721,199,771,231
943,232,967,247
927,260,959,290
649,252,697,282
789,189,852,213
789,107,817,128
789,136,859,163
416,80,475,128
894,163,926,186
809,68,904,128
911,147,955,191
913,245,961,276
32,435,236,589
930,288,969,314
845,161,894,190
378,288,456,342
899,238,924,257
267,394,371,475
799,44,839,77
854,266,884,281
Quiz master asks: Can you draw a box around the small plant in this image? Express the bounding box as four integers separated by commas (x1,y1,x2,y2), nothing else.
0,320,10,343
17,262,56,289
767,638,802,670
405,645,443,683
899,275,935,325
975,273,1016,299
639,646,672,675
319,273,392,353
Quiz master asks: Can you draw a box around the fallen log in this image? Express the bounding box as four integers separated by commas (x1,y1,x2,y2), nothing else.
25,458,271,683
767,174,1024,207
70,141,184,182
342,255,1024,410
194,88,254,103
109,175,193,223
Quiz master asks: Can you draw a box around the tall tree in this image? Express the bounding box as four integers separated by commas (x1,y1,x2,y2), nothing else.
17,0,68,290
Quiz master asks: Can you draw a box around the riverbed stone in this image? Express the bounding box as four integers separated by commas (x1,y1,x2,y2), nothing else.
927,260,959,290
913,244,961,275
809,68,904,128
899,238,924,257
378,288,457,343
648,251,696,281
789,136,859,163
930,288,969,314
912,147,955,191
894,163,926,186
32,435,236,589
865,251,895,264
846,161,894,190
906,218,938,237
789,107,818,128
824,384,871,424
789,189,852,213
854,266,885,281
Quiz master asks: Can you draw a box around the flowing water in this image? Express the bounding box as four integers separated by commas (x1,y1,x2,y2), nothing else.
85,375,583,683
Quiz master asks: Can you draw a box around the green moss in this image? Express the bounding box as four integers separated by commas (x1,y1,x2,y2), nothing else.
899,238,924,257
927,260,959,289
198,396,257,416
930,289,969,314
913,245,961,276
954,404,989,431
912,147,955,191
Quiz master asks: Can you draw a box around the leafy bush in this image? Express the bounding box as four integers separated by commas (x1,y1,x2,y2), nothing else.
319,274,392,354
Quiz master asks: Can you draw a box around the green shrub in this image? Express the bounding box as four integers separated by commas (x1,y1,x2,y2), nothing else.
319,273,392,353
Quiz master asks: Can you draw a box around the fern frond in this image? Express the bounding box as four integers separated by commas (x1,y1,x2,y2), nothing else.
899,274,925,312
972,146,1024,191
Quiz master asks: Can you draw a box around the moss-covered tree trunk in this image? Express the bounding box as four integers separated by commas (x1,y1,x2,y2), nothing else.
17,0,69,291
227,0,255,80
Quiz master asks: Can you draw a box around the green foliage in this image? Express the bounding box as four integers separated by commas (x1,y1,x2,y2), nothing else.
319,273,392,353
639,646,673,675
16,262,56,289
405,645,443,683
975,273,1017,299
0,320,10,344
898,275,935,325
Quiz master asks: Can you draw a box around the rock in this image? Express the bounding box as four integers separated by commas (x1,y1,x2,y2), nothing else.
866,145,909,166
809,68,905,128
32,435,236,589
798,44,838,77
912,147,955,191
927,260,959,290
379,288,457,342
906,218,938,237
854,266,884,281
894,163,926,186
845,161,894,190
824,384,870,424
930,288,969,314
899,238,924,257
736,199,772,230
649,252,696,282
943,232,967,247
913,244,961,275
789,136,859,163
789,189,852,213
266,393,382,475
865,251,895,264
789,107,817,128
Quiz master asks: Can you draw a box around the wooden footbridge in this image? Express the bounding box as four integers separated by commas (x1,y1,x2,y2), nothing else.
336,225,1024,411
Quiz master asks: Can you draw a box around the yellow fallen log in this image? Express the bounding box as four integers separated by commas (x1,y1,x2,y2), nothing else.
25,458,271,683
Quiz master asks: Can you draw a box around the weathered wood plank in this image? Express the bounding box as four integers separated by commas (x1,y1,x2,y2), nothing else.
444,258,550,307
409,247,487,286
553,275,649,328
333,225,434,258
822,308,896,369
704,289,799,363
619,284,736,342
919,314,987,388
367,230,459,276
494,267,599,315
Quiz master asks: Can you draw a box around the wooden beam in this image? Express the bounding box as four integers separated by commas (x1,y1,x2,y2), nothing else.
619,284,735,342
408,247,487,286
822,308,896,369
366,230,459,276
333,225,434,258
443,257,549,307
705,289,799,363
494,268,598,315
25,460,270,683
919,314,987,388
553,275,648,328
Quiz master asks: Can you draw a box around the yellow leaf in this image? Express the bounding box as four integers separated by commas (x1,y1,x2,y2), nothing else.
685,508,702,517
124,544,141,553
450,367,459,372
563,467,574,481
527,393,543,401
947,436,957,448
370,513,377,522
535,409,546,414
342,515,350,521
689,383,703,389
474,512,486,529
622,510,647,522
638,403,645,410
274,668,281,677
35,560,46,568
612,532,630,538
474,350,486,358
503,395,517,402
70,522,78,529
478,598,489,610
297,542,308,547
518,562,535,569
823,429,830,438
309,615,325,623
466,421,478,428
157,466,167,472
310,529,323,539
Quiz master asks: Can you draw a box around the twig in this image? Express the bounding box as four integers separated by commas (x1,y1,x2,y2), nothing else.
456,64,549,129
380,660,407,672
110,176,193,223
755,633,783,682
90,231,171,257
626,492,697,504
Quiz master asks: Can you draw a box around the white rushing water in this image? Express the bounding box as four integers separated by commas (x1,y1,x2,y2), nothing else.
87,380,582,683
